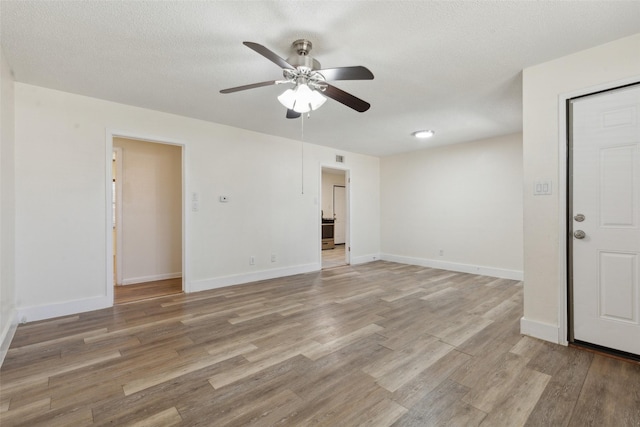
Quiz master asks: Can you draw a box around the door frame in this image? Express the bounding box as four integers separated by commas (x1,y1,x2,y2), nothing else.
105,129,188,305
112,146,124,286
558,75,640,346
319,165,351,266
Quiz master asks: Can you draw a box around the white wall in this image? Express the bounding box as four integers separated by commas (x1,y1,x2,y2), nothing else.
113,138,182,285
380,133,523,279
13,83,380,321
0,49,17,363
522,33,640,343
321,170,345,219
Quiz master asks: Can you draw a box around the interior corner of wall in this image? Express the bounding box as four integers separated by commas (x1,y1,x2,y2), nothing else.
0,308,18,368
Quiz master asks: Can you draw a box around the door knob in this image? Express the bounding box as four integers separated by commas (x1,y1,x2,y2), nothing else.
574,230,586,239
574,214,585,222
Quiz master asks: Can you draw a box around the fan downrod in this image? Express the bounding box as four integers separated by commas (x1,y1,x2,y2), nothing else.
292,39,312,56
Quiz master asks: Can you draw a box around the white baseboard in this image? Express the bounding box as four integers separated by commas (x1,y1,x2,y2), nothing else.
379,253,524,281
190,263,321,293
0,308,18,368
121,272,182,286
17,295,112,324
350,253,381,265
520,317,561,344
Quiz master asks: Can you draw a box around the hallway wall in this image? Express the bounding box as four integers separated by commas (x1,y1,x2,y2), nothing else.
113,138,182,285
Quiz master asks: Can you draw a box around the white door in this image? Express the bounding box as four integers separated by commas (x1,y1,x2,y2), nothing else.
571,84,640,355
334,185,346,244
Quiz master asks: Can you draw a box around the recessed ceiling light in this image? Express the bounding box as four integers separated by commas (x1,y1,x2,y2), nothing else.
412,130,435,139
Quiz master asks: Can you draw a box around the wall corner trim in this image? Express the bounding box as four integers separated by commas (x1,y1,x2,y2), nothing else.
121,272,182,286
190,263,321,293
380,253,523,280
350,254,381,265
0,309,18,368
520,316,562,344
16,295,112,324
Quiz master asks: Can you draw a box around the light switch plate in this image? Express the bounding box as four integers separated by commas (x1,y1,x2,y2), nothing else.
534,180,552,196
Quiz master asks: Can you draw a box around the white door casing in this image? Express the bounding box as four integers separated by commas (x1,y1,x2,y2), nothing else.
113,147,124,286
334,185,346,245
571,84,640,355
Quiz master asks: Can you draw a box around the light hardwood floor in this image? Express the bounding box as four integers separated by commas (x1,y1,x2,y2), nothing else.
1,261,639,426
322,244,347,269
114,278,183,305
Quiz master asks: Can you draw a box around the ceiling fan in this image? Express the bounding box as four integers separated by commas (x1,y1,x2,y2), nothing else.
220,39,374,119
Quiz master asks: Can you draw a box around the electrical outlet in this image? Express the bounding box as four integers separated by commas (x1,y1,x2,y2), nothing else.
271,253,276,263
439,249,444,256
250,256,255,265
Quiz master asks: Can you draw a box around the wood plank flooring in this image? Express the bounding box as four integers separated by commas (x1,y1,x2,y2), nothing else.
2,261,639,426
322,244,347,269
114,278,183,304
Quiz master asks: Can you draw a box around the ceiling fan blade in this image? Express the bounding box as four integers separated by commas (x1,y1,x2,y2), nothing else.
220,80,278,94
317,66,374,81
243,42,295,70
286,109,301,119
322,84,371,112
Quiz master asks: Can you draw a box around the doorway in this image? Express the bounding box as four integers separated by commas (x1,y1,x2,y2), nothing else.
321,167,350,269
569,83,640,356
112,137,183,303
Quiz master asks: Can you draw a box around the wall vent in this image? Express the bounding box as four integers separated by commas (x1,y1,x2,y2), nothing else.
335,155,345,163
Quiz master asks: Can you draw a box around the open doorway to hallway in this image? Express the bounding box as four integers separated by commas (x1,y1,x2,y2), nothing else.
321,167,349,269
112,137,183,303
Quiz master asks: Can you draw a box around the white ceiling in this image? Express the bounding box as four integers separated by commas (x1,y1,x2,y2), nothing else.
2,1,639,157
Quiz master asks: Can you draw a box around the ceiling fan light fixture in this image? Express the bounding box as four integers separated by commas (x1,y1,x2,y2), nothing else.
221,40,373,118
277,88,297,109
412,130,435,139
277,83,327,113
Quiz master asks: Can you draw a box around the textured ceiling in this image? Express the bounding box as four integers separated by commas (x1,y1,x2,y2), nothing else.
2,1,639,156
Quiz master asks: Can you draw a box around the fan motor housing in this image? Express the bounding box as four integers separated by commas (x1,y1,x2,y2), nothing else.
286,39,320,71
286,54,320,71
